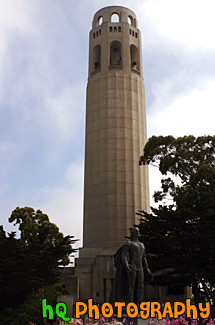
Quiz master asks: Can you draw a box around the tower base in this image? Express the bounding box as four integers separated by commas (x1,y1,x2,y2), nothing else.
74,247,116,301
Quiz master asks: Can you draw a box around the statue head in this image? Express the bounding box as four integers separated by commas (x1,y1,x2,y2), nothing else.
130,226,140,239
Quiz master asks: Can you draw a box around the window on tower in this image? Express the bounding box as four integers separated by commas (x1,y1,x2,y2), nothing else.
130,44,140,71
128,15,133,26
98,16,103,26
111,13,119,23
93,44,101,71
110,41,122,66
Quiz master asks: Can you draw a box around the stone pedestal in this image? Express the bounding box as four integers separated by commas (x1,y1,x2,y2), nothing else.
75,249,115,301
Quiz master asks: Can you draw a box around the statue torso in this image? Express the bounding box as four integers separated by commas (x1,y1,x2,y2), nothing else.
127,240,145,271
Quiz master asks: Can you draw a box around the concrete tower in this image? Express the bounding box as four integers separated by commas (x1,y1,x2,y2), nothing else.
75,5,150,301
84,6,149,249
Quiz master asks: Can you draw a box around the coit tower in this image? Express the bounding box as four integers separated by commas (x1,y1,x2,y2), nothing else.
83,6,149,249
75,6,150,300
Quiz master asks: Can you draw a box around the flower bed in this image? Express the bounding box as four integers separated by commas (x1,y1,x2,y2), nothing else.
59,315,215,325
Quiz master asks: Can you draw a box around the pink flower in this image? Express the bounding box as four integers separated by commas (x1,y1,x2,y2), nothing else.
164,319,170,325
100,316,106,323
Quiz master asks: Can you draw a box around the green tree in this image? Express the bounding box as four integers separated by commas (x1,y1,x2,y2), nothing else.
0,207,76,324
138,135,215,308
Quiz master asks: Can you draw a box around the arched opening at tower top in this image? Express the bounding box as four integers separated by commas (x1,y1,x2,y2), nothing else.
128,15,133,25
93,44,101,71
130,44,140,71
111,13,120,23
98,16,103,26
110,41,122,66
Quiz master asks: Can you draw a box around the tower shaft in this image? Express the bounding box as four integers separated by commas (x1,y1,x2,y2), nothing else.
83,6,149,249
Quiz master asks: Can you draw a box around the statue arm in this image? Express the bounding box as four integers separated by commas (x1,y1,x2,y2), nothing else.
142,247,151,274
143,257,150,273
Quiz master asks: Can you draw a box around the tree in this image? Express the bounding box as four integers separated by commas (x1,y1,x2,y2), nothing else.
0,207,76,324
138,135,215,309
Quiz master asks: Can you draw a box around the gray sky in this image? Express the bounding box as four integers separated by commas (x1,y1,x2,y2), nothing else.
0,0,215,249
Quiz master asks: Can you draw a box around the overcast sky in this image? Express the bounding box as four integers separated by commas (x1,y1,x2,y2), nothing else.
0,0,215,249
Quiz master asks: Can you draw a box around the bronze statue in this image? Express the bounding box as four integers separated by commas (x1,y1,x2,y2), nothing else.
110,226,152,305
